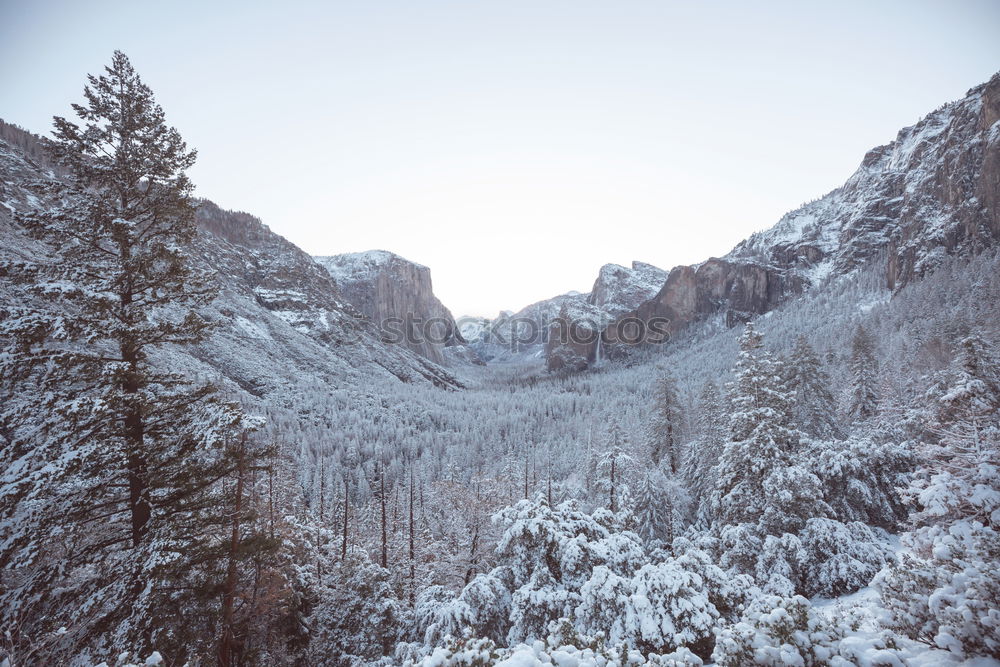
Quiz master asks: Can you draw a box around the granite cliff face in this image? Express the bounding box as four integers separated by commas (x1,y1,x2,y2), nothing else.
632,259,803,335
547,73,1000,371
545,257,803,371
314,251,469,365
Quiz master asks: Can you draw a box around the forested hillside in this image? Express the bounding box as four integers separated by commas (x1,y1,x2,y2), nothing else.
1,53,998,666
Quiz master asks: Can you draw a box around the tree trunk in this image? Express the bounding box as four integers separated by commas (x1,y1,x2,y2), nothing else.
465,522,479,585
610,455,617,513
341,478,349,561
218,433,248,667
547,457,553,506
318,457,326,524
267,445,276,541
408,469,415,606
664,496,674,555
666,419,677,474
122,343,150,548
523,450,529,500
118,197,151,550
380,466,388,569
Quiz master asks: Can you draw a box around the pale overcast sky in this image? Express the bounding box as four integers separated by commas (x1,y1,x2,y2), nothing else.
2,0,998,316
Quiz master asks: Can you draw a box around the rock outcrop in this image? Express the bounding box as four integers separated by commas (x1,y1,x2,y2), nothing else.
636,258,803,332
314,251,469,365
461,292,585,363
589,261,669,319
544,299,608,372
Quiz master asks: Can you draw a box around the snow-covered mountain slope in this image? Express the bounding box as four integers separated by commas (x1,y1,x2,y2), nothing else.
314,250,474,365
729,72,1000,289
546,72,1000,370
0,121,464,397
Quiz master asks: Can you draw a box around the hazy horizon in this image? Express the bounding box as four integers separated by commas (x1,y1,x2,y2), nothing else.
3,0,998,316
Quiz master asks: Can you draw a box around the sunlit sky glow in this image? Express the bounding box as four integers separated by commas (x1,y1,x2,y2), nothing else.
2,0,999,316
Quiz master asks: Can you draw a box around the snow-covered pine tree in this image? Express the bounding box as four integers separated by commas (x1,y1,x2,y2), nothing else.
596,423,637,514
419,474,503,591
682,380,726,524
650,373,682,471
786,335,840,438
805,435,910,529
710,324,847,594
878,333,1000,658
488,496,645,644
696,381,726,444
157,424,290,665
712,323,804,530
848,324,879,422
927,333,1000,455
633,469,672,548
576,559,720,657
0,51,249,661
14,49,213,541
307,546,406,664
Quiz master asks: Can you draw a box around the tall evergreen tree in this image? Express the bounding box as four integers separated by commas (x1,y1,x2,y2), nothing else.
682,381,726,523
711,324,827,536
786,335,840,438
917,333,1000,527
708,326,867,597
0,51,252,661
695,381,726,445
157,426,287,664
633,470,665,543
20,49,212,545
650,373,682,471
633,468,688,552
596,423,636,514
848,325,879,422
